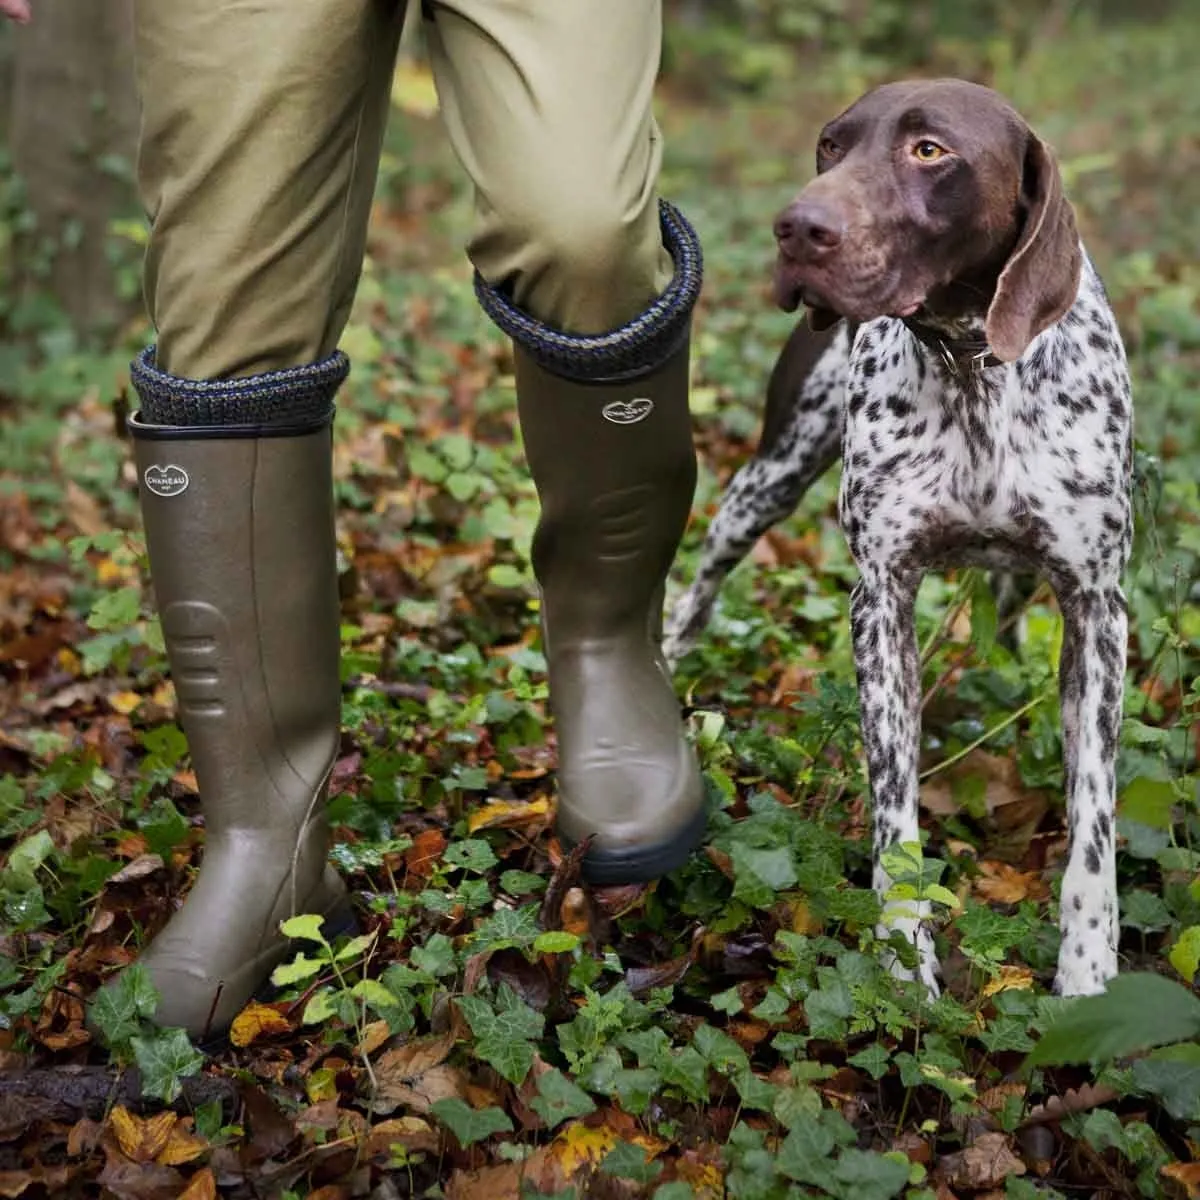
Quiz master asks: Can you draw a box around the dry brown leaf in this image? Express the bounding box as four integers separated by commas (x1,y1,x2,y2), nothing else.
975,861,1049,905
97,1152,185,1200
467,796,550,834
356,1019,391,1058
978,1082,1026,1113
229,1001,293,1048
0,1164,75,1198
1162,1162,1200,1199
675,1151,725,1199
379,1063,468,1114
110,1106,177,1164
405,829,447,879
364,1116,440,1157
940,1132,1026,1190
106,854,166,885
177,1169,217,1200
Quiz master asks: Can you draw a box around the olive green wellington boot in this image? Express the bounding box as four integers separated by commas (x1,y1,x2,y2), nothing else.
106,349,354,1038
475,201,708,884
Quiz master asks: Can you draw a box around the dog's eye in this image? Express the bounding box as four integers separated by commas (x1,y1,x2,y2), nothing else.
913,140,948,162
817,137,842,160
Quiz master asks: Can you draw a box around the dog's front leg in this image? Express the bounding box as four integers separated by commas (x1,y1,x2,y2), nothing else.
850,567,939,995
1053,584,1125,996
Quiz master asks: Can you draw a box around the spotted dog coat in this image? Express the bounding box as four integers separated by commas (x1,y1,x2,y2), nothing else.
665,80,1133,996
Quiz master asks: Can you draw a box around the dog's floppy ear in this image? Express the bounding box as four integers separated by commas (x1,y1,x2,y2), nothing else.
806,304,841,332
985,134,1082,362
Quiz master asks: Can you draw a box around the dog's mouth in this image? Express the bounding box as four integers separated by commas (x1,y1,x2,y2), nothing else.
773,254,924,325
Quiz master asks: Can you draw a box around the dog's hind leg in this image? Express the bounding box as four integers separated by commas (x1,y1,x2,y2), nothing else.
663,320,849,666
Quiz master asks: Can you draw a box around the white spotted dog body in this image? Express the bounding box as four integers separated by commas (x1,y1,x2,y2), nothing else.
670,80,1133,997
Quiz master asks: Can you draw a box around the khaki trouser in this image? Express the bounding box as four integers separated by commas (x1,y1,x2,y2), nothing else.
133,0,673,382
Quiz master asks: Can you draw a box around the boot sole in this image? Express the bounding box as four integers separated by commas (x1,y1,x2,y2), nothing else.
575,802,709,886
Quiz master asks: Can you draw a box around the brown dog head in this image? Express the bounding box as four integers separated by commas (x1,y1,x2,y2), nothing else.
772,79,1082,362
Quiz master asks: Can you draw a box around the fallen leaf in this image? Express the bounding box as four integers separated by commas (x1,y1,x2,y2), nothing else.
106,854,166,885
364,1116,440,1157
372,1029,464,1114
467,796,550,834
974,861,1048,905
0,1165,75,1197
625,949,694,997
405,829,447,880
229,1002,293,1048
108,691,143,715
981,966,1035,997
551,1117,665,1177
1162,1162,1200,1199
978,1082,1026,1113
178,1169,217,1200
110,1107,178,1164
940,1132,1026,1190
97,1152,185,1200
157,1119,209,1167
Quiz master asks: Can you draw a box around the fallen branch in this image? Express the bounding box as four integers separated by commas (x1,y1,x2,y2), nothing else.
0,1067,238,1119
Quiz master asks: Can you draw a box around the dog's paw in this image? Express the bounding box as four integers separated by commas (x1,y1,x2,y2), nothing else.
877,916,941,1000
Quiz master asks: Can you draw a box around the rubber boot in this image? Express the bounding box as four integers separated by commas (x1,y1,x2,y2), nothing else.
103,351,351,1038
475,201,708,884
514,342,706,882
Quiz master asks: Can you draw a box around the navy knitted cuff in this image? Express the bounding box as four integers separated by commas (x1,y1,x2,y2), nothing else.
473,199,704,383
130,348,349,428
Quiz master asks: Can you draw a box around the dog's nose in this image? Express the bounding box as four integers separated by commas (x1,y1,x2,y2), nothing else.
774,200,844,257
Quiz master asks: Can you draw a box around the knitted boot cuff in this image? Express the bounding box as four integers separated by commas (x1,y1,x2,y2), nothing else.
130,347,349,429
473,199,703,384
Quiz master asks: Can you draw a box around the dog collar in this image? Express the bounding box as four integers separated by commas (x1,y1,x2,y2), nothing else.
902,320,1005,375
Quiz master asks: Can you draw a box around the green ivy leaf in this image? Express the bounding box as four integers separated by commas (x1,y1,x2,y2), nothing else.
131,1027,204,1104
600,1141,662,1183
431,1098,512,1146
86,963,160,1049
530,1068,596,1128
730,843,797,909
834,1148,911,1200
1027,972,1200,1065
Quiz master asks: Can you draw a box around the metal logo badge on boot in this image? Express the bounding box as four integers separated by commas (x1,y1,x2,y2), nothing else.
143,465,190,498
601,398,654,426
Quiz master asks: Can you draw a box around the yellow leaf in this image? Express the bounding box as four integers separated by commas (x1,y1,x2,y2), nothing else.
552,1121,664,1177
982,966,1035,998
157,1119,209,1167
108,691,143,715
229,1001,292,1048
391,60,439,117
467,797,550,834
109,1106,176,1163
306,1067,339,1104
97,557,135,585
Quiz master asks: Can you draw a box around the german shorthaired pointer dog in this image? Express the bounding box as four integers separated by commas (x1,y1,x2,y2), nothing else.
666,80,1132,997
